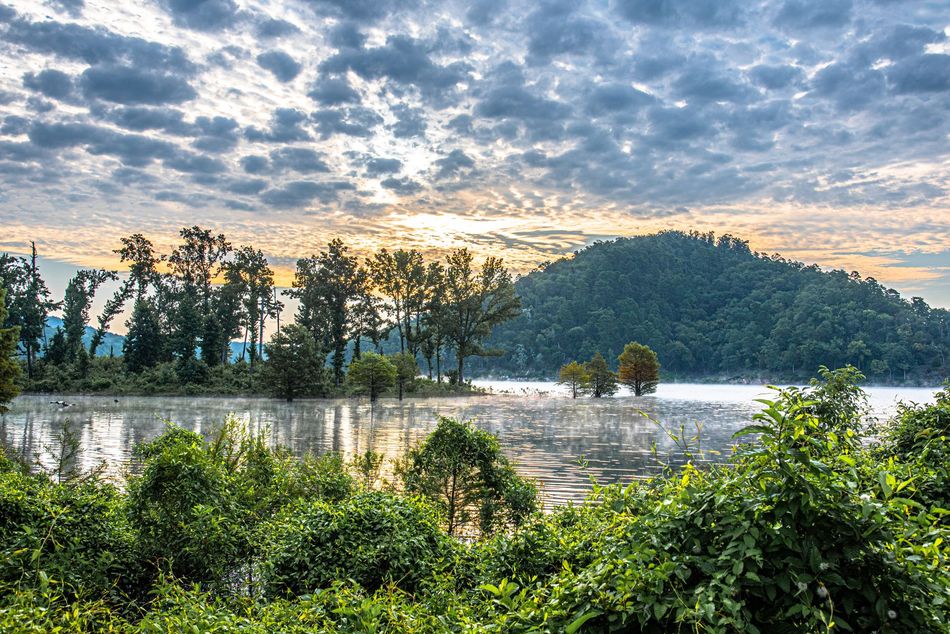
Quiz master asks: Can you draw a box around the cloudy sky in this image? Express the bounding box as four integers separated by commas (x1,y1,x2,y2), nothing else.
1,0,949,306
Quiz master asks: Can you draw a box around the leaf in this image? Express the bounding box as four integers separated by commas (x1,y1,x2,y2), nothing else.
565,610,602,634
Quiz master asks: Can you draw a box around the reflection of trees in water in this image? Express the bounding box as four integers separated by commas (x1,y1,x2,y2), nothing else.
3,394,763,504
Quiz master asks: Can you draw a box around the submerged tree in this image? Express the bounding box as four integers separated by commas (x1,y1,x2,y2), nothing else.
400,417,537,537
558,360,589,398
618,341,660,396
261,324,325,401
347,352,396,401
584,352,618,398
392,351,419,401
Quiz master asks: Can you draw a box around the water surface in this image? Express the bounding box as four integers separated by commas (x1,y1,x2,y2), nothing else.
2,382,940,505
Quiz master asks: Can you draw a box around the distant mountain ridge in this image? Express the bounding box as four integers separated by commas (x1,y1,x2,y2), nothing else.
469,231,950,383
43,316,250,362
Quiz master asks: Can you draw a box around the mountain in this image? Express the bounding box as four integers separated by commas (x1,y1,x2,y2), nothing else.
44,316,126,357
469,231,950,383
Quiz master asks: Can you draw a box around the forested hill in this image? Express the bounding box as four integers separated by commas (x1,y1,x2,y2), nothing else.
471,231,950,383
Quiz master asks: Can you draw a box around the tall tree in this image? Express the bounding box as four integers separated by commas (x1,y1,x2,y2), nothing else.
420,262,447,380
441,249,521,383
369,248,426,354
60,269,115,365
115,233,164,299
167,226,231,313
224,246,276,369
0,287,21,412
0,245,58,378
291,240,367,386
618,341,661,396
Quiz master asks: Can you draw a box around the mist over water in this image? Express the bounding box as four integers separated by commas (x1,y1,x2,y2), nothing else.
2,383,940,506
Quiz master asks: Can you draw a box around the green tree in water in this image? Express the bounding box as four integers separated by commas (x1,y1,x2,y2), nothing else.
392,352,419,401
0,287,21,412
618,341,660,396
347,352,396,401
584,352,618,397
261,325,325,401
558,360,589,398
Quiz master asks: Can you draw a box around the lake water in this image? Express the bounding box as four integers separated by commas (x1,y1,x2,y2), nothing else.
1,381,941,506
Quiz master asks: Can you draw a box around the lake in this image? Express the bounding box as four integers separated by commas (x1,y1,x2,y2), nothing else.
1,381,941,506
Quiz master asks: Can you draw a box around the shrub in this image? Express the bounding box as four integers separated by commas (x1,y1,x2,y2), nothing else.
262,492,455,596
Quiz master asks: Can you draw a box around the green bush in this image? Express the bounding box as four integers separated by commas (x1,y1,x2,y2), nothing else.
262,492,455,596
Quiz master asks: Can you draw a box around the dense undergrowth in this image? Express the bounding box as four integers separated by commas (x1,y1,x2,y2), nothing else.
1,368,948,632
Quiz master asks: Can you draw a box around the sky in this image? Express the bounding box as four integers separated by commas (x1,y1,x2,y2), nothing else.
1,0,949,312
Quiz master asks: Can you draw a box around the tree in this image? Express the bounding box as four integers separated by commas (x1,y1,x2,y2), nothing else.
60,269,115,365
0,287,21,412
347,352,396,401
0,245,59,379
584,352,618,397
290,240,367,386
167,226,231,313
223,246,276,369
261,325,325,401
392,352,419,401
400,417,537,537
369,248,427,354
558,360,589,398
123,299,162,373
441,249,521,383
618,341,660,396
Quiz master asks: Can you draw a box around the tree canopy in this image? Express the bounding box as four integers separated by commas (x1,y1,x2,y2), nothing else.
618,341,660,396
473,231,950,382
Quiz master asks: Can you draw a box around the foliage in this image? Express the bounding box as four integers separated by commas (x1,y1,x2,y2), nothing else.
617,340,660,396
474,231,950,382
348,352,397,401
262,492,455,596
261,324,326,401
1,369,948,633
557,360,588,398
400,417,538,538
583,351,618,397
392,351,419,400
0,287,20,411
123,298,162,373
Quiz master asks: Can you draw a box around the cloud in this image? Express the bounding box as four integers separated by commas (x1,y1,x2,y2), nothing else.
888,55,950,94
381,176,422,195
312,107,382,138
390,104,426,138
614,0,744,28
260,180,354,208
773,0,852,31
433,149,475,179
158,0,242,31
364,157,402,175
308,77,361,106
269,147,330,173
256,50,302,82
3,16,195,71
244,108,312,142
320,35,471,102
22,69,75,100
80,66,197,104
254,17,300,39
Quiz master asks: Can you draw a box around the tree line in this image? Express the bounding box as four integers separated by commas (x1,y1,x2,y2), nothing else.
473,230,950,383
0,228,521,398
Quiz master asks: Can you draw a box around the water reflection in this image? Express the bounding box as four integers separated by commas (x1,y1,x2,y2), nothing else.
1,383,940,506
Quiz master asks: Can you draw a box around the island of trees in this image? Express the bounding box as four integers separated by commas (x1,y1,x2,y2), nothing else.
0,228,520,399
472,231,950,384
